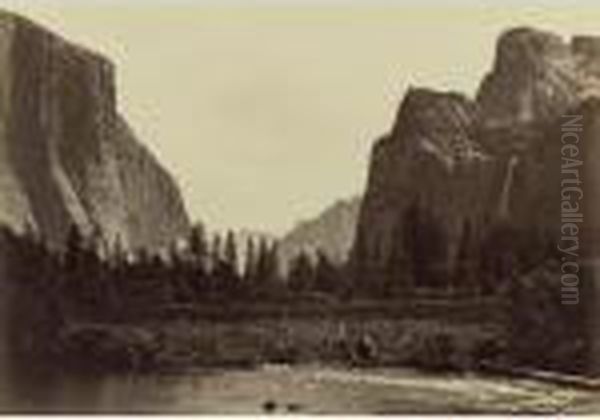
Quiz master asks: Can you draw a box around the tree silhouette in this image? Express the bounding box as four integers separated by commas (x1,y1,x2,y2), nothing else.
403,201,448,289
453,219,479,293
267,241,281,285
253,238,281,295
221,230,241,293
4,225,63,360
64,223,84,270
186,223,209,298
210,233,222,272
244,237,256,283
349,229,369,295
224,230,239,278
63,223,103,310
288,250,314,292
384,211,412,296
254,238,270,286
188,222,208,273
314,251,339,294
479,222,518,294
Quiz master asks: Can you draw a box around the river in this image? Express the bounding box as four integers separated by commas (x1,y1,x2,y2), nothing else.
0,364,598,414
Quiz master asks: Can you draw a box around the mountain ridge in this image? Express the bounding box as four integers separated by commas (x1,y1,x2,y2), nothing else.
278,196,361,269
352,26,599,286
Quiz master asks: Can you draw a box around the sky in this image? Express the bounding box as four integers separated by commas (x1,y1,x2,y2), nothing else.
1,1,600,234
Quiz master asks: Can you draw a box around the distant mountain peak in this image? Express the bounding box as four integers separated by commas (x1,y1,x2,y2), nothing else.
278,196,361,270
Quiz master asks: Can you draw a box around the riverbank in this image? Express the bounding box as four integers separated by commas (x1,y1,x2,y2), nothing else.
55,316,506,374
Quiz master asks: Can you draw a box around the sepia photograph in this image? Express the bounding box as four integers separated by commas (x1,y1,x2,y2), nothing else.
0,0,599,415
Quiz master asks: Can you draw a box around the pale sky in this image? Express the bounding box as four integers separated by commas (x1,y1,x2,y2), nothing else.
2,1,600,234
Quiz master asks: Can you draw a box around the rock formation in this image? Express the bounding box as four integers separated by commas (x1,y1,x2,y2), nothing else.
279,196,361,270
0,11,189,252
352,27,600,286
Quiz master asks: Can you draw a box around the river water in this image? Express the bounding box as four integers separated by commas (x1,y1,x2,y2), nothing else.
1,365,598,414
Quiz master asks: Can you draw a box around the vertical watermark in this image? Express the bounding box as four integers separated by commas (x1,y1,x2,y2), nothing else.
558,114,583,305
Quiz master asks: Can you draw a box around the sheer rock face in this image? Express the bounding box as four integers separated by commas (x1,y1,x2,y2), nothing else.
353,27,598,280
0,13,189,251
478,28,600,128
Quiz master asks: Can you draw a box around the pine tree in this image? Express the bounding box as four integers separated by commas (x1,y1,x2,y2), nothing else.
6,225,64,356
404,202,448,289
185,223,209,298
266,241,281,285
102,235,125,319
219,230,240,293
370,232,389,297
109,235,127,268
63,223,103,308
349,230,369,295
90,224,107,261
211,233,222,270
254,237,272,288
386,212,409,295
453,219,478,294
64,223,84,271
224,230,239,277
479,222,518,294
314,251,338,294
288,251,314,292
244,237,256,283
188,222,208,272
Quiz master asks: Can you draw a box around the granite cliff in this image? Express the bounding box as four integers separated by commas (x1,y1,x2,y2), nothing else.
352,27,600,286
0,12,189,252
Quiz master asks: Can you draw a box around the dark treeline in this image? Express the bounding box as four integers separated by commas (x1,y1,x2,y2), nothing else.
1,222,352,323
1,210,532,328
0,204,568,320
348,200,589,374
351,200,561,299
0,209,589,374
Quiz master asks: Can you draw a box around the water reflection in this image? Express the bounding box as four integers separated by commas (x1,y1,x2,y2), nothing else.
0,363,597,414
